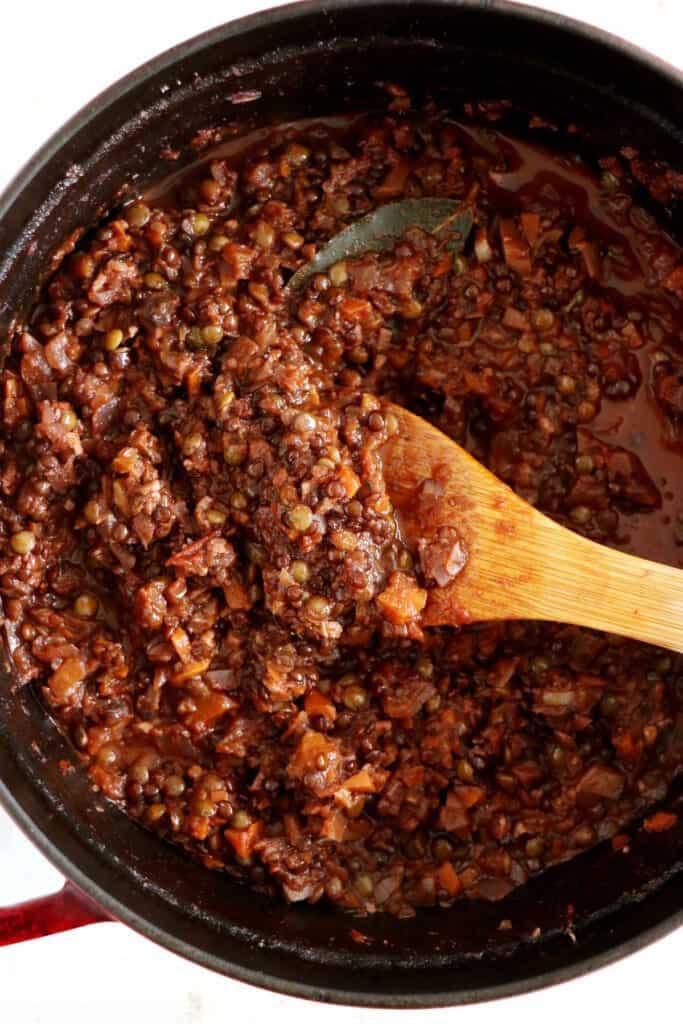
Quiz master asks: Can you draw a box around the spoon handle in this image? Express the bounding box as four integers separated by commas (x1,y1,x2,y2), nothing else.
427,509,683,653
511,514,683,652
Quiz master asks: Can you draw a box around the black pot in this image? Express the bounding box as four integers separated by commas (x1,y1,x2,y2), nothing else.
1,0,683,1007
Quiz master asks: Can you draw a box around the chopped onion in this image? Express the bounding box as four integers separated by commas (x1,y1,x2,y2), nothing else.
475,227,493,263
541,689,575,707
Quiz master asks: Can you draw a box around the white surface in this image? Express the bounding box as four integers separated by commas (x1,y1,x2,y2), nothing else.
1,0,682,1019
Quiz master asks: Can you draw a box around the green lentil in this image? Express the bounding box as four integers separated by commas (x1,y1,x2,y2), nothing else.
125,202,151,228
104,328,124,351
192,213,210,236
10,531,35,555
289,505,313,531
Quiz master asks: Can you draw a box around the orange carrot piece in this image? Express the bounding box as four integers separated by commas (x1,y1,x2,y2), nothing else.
224,820,263,858
433,253,453,277
377,571,427,625
184,691,235,732
321,810,348,841
343,770,376,793
304,689,337,722
643,811,677,833
337,465,361,499
436,861,462,897
521,211,540,245
340,297,373,322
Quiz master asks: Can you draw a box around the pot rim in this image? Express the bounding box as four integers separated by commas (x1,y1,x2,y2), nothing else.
1,0,682,234
1,0,682,1006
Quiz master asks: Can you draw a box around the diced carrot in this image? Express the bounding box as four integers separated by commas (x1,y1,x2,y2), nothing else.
321,809,348,841
458,785,485,809
185,365,203,400
377,571,427,626
188,817,211,841
520,211,540,245
463,368,495,397
662,265,683,298
369,493,392,516
337,465,361,499
575,239,602,279
643,811,678,833
432,253,453,277
343,769,376,793
436,861,462,897
170,627,192,663
288,731,338,773
287,731,342,796
304,689,337,722
340,297,373,322
224,820,263,858
206,781,229,802
111,446,141,474
172,658,210,685
612,731,643,762
184,691,235,733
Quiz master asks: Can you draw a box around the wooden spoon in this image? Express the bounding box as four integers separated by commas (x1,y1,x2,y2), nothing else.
289,199,683,650
383,404,683,653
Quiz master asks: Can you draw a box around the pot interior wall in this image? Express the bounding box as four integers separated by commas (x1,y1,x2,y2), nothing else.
1,1,683,1005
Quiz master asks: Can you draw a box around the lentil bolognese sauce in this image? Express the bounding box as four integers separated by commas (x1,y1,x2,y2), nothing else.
2,93,683,916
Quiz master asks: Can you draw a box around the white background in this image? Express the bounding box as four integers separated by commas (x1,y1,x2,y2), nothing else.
0,0,681,1020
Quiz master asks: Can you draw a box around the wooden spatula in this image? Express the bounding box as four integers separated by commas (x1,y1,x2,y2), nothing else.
383,403,683,653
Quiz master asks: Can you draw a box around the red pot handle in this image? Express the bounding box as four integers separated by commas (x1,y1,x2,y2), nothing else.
0,881,110,946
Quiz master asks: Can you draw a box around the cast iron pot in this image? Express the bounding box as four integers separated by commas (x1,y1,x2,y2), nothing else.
1,0,683,1007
